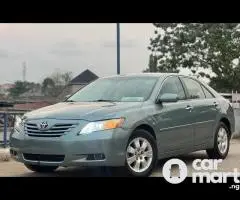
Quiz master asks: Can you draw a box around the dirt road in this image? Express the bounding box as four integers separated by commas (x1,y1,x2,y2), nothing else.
1,139,240,177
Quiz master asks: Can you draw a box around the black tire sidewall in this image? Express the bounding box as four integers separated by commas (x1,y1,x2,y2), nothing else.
125,129,158,177
214,122,230,159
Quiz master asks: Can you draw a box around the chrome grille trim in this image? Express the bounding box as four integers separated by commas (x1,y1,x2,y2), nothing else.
24,122,78,137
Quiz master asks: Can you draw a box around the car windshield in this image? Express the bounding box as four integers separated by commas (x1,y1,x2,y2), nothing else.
67,76,159,102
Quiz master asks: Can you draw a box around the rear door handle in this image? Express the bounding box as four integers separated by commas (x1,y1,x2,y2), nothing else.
185,105,193,111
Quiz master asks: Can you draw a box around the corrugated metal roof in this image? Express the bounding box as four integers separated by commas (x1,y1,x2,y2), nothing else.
14,102,52,111
70,69,98,85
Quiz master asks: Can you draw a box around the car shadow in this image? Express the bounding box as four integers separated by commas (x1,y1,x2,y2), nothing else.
157,150,208,168
17,151,210,177
18,166,128,177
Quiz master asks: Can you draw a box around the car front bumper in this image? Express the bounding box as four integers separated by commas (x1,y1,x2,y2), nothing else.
9,128,131,167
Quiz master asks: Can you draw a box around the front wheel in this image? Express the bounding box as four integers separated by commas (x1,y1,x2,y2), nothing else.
206,122,230,159
125,129,158,177
24,164,58,173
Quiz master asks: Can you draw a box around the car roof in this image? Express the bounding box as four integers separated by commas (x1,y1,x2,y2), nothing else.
100,73,210,83
101,73,178,79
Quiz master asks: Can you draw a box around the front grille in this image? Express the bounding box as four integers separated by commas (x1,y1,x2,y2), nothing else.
25,122,77,137
23,153,65,162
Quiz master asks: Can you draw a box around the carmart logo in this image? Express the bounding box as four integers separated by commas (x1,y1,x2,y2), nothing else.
162,158,188,184
163,158,240,184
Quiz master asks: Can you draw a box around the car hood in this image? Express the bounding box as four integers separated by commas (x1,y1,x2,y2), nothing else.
24,101,143,121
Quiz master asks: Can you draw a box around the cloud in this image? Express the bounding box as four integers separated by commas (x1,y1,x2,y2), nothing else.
50,49,82,57
102,39,137,48
49,39,83,57
0,49,22,59
53,39,78,49
0,23,154,84
0,49,9,58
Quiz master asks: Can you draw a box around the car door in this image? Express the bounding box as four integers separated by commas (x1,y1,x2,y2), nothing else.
154,75,195,154
180,76,219,149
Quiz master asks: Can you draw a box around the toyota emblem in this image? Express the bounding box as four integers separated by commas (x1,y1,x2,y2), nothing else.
39,121,48,130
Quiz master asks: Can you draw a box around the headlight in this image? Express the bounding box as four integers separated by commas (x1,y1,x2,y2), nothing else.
79,118,125,135
14,115,24,132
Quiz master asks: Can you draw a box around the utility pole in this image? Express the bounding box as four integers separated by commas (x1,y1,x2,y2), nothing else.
22,61,28,107
22,61,26,82
117,23,120,75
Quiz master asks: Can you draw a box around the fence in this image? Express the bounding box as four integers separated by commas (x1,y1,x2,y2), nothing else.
0,111,27,148
219,92,240,137
232,91,240,109
220,91,240,108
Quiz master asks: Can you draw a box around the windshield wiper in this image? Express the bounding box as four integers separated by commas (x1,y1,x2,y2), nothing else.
92,99,115,102
65,99,116,103
65,99,76,102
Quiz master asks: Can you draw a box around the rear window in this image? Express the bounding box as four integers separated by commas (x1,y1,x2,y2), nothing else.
181,77,205,99
201,85,215,99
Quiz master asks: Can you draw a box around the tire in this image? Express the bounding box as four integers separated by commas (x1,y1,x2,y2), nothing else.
24,164,58,173
125,129,158,177
206,122,230,159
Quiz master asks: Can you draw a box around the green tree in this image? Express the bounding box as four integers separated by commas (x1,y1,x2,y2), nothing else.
143,54,158,72
146,23,240,92
8,81,30,98
42,77,55,96
42,71,73,97
61,71,73,85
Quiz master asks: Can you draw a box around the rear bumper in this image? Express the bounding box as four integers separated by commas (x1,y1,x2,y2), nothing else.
9,128,131,167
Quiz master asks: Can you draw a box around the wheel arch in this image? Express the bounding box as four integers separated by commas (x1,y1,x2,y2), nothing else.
132,124,157,140
219,117,232,137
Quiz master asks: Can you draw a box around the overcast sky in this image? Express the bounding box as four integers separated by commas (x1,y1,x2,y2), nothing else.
0,23,157,84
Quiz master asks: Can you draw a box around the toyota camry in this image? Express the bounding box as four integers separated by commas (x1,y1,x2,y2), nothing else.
9,73,235,177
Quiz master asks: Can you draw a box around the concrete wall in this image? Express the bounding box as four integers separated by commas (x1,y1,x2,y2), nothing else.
233,108,240,138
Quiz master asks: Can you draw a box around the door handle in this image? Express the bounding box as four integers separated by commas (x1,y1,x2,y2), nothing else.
185,105,193,111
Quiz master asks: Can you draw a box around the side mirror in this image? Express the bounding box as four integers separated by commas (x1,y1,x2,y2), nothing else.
157,93,178,103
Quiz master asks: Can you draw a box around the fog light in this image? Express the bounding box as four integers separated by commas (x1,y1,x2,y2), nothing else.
87,154,105,160
94,154,105,160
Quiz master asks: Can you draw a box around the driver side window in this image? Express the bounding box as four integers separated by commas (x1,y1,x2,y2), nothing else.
159,76,186,100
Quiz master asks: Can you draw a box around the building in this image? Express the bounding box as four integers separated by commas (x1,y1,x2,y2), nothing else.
0,84,15,98
13,101,52,111
57,69,99,101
